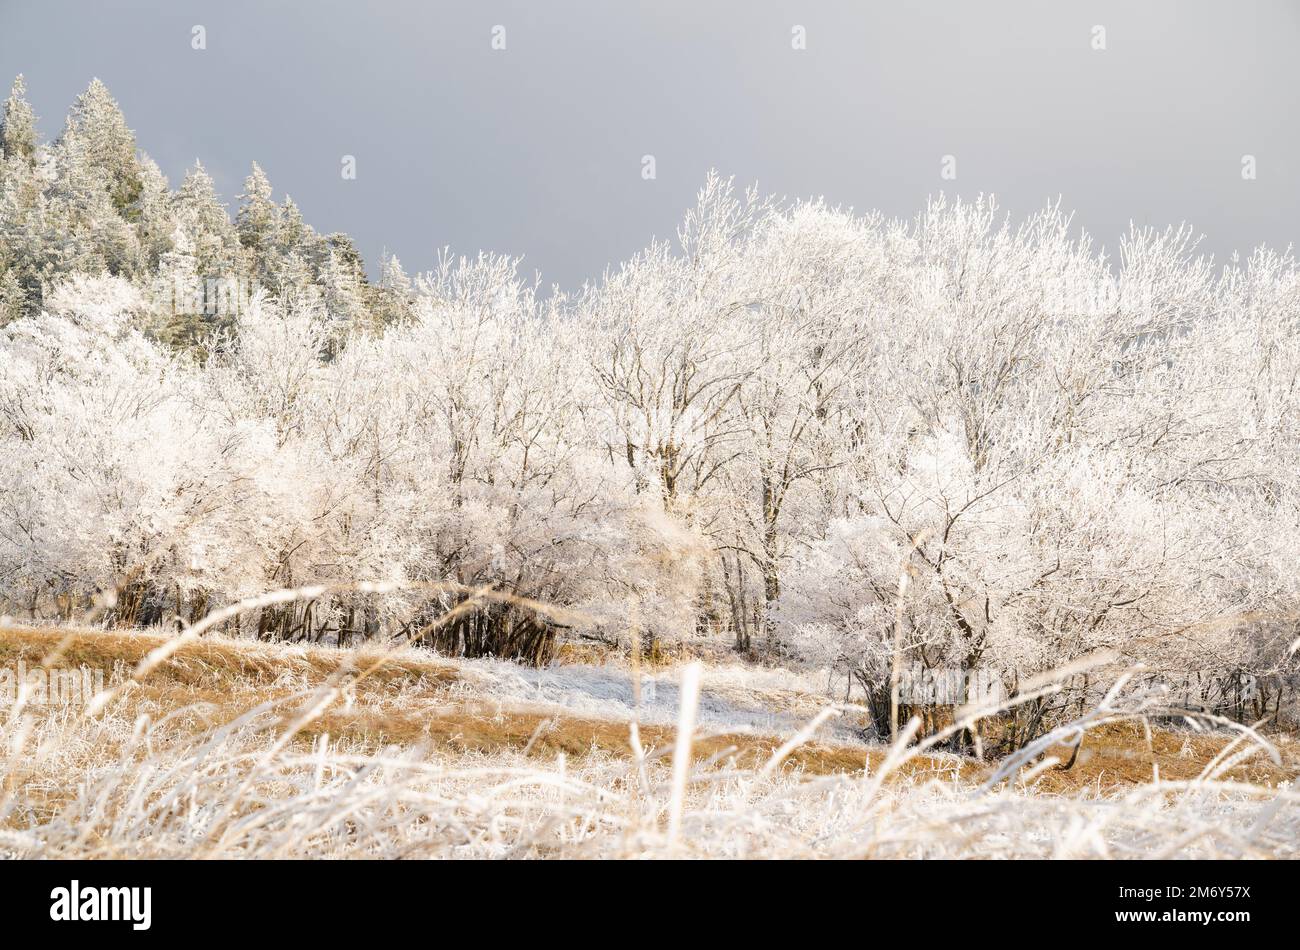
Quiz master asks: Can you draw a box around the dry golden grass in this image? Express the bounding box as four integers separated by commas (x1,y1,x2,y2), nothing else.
1034,721,1298,793
0,624,885,777
2,622,1295,791
4,623,1300,859
0,623,966,781
0,622,458,692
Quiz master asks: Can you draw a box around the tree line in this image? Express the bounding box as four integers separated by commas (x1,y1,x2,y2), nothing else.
3,77,1298,742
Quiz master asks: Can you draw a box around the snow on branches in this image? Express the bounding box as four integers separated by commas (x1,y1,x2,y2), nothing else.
2,80,1298,723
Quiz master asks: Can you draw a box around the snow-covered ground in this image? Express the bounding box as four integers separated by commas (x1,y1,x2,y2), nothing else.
447,656,867,741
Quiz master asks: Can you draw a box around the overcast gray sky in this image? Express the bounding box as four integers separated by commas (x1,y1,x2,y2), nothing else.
2,0,1298,289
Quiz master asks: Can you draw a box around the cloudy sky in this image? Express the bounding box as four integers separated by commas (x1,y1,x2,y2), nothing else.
3,0,1297,289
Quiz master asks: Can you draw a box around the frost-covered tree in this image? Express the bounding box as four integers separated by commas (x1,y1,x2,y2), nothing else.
0,74,38,165
0,146,46,321
374,250,414,326
64,78,142,215
581,178,757,513
44,116,139,278
175,161,239,277
320,243,368,330
132,155,176,273
236,162,279,283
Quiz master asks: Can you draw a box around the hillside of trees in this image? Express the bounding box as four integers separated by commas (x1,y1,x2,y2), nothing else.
3,77,1298,744
0,76,394,341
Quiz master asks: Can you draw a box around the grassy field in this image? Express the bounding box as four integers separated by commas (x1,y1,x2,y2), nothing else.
2,623,1298,858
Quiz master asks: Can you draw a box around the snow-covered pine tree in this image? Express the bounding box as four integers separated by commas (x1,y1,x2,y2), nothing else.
0,74,38,165
132,155,176,274
236,162,280,283
375,250,414,326
45,115,138,279
64,78,143,215
321,244,368,330
175,161,239,277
